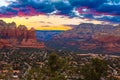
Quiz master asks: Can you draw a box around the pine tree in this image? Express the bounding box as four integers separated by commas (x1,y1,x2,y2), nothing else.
80,58,108,80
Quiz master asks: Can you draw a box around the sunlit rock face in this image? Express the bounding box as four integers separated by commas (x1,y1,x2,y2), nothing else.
47,23,120,54
0,20,44,49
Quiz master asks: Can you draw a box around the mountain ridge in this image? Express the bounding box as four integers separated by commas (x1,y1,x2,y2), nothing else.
47,23,120,54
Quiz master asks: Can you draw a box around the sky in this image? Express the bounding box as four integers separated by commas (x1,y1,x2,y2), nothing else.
0,0,120,30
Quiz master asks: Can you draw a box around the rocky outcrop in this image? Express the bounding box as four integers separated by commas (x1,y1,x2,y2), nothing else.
47,23,120,54
0,20,44,49
93,35,120,53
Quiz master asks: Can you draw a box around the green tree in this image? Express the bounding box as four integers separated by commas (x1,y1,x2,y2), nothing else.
48,53,64,72
47,53,67,80
80,58,108,80
24,66,43,80
25,53,67,80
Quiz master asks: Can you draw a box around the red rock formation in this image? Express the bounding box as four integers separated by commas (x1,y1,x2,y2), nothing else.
93,35,120,52
7,22,17,38
0,20,44,49
93,35,120,43
47,23,120,53
28,27,36,40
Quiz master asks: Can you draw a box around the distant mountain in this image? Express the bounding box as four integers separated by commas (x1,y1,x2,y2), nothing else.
0,20,44,49
36,30,63,41
46,23,120,54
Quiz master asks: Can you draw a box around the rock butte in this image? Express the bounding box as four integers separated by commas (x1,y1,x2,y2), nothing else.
0,20,44,49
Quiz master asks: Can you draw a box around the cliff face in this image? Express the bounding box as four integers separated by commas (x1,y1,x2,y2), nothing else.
0,20,44,48
47,23,120,54
93,35,120,53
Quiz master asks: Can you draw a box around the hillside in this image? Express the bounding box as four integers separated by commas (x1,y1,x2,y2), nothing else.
46,23,120,54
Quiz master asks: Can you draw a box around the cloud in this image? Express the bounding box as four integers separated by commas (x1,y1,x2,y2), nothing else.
97,4,120,15
69,0,107,8
0,0,120,23
0,0,16,7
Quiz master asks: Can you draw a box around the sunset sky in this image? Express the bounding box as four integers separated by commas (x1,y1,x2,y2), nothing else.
0,0,120,30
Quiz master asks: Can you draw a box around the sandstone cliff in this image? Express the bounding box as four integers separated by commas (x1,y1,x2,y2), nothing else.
0,20,44,49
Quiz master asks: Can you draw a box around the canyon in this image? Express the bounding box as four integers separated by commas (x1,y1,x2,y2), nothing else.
47,23,120,54
0,20,120,54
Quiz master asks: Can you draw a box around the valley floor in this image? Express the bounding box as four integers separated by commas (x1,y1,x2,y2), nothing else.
0,48,120,80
